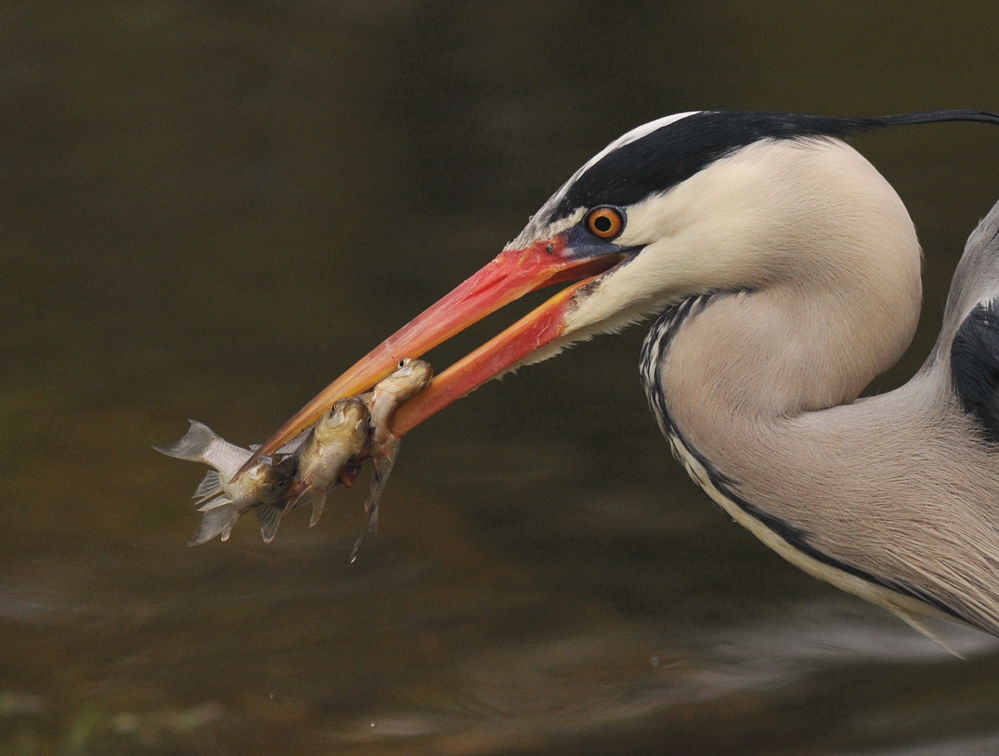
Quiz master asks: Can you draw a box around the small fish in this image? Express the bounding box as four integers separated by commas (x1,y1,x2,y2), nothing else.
154,420,294,545
286,397,370,527
365,358,434,444
351,358,433,562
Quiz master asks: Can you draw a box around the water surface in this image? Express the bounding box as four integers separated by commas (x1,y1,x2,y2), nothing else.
3,2,999,752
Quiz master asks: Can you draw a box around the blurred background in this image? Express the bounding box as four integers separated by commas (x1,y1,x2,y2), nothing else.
2,1,998,752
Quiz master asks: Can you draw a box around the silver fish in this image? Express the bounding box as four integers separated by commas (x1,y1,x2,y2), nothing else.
286,397,370,527
154,420,294,545
365,358,434,447
351,358,433,562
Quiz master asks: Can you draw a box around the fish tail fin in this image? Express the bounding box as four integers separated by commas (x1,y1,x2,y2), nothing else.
256,505,283,543
193,470,223,504
154,420,220,463
308,491,328,528
187,500,238,546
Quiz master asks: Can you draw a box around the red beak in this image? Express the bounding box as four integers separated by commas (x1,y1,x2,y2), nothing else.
237,235,622,475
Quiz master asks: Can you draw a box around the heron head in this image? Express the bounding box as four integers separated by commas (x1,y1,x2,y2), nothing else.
243,110,927,465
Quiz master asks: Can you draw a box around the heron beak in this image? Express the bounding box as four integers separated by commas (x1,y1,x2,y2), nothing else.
238,236,624,473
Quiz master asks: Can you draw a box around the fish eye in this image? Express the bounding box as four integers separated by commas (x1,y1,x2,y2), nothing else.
585,206,625,240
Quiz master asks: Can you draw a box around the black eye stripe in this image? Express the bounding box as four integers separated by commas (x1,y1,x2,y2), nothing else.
549,110,908,223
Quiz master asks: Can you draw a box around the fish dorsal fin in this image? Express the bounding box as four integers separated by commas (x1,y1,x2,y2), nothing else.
276,437,305,455
193,470,222,503
256,506,282,543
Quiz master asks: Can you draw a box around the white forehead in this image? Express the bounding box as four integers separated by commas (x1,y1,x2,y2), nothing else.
507,111,701,248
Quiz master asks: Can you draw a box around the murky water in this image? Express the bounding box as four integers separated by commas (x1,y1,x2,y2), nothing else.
3,2,998,752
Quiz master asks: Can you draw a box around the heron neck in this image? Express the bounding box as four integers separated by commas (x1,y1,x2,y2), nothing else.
657,252,921,423
646,233,923,485
643,242,999,636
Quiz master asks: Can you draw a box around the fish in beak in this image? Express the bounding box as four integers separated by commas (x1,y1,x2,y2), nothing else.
237,234,628,476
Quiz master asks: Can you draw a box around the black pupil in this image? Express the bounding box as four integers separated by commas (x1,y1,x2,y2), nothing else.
593,214,613,233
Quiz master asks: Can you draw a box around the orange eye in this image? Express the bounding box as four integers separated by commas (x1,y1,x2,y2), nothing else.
585,206,625,239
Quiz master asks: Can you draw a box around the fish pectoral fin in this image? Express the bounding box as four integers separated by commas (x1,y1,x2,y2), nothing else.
308,491,328,528
350,444,401,564
255,505,283,544
364,439,400,515
188,503,238,547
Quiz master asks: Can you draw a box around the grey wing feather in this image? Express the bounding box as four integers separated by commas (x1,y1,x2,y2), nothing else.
936,199,999,353
929,199,999,442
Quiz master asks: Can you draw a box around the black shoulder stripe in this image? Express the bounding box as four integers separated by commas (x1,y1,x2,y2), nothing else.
552,109,999,222
951,299,999,443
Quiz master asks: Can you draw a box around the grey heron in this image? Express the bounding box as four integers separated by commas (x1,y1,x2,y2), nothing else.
248,110,999,643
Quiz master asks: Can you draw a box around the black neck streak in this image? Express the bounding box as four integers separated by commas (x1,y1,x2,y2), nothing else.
641,296,968,623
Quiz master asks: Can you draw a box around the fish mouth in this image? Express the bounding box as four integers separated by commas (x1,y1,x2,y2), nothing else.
236,234,628,477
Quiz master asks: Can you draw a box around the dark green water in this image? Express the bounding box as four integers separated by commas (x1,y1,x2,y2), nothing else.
3,2,998,752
